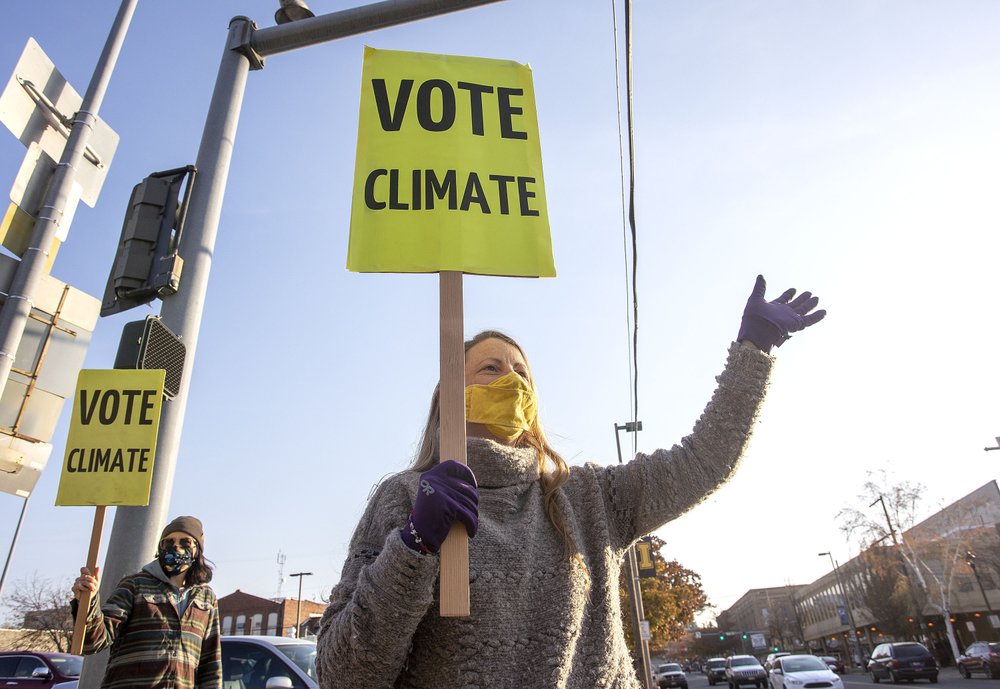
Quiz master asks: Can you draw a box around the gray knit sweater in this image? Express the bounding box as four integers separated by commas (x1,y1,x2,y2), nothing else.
316,342,772,689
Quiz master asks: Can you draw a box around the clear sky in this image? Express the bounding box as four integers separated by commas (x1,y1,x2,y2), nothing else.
1,1,998,626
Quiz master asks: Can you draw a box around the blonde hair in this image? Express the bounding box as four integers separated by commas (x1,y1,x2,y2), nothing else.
412,330,578,558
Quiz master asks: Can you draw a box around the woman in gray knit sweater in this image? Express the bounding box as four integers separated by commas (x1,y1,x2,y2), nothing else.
316,276,824,689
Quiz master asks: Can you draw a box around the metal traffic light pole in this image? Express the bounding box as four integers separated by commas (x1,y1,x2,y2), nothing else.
83,2,506,688
0,0,138,401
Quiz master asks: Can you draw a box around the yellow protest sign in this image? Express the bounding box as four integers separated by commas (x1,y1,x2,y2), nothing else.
348,47,555,277
55,369,165,506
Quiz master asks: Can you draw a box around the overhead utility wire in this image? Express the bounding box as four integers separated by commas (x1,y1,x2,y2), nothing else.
624,0,639,435
610,0,636,430
612,0,641,452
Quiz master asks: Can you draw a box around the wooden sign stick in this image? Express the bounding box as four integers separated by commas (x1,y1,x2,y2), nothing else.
70,505,106,654
438,270,469,617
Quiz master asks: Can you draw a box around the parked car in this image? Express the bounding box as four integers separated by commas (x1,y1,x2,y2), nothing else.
770,655,844,689
221,636,318,689
706,658,729,686
958,641,1000,679
764,652,791,674
656,663,688,689
0,652,83,689
818,655,845,674
867,642,938,684
726,655,768,689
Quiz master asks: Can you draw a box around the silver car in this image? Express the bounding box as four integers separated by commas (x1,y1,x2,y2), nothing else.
221,636,318,689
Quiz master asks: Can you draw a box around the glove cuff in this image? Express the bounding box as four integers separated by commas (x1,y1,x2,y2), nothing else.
400,517,437,555
737,315,789,353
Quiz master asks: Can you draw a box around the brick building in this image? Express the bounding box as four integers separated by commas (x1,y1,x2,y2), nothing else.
218,590,327,638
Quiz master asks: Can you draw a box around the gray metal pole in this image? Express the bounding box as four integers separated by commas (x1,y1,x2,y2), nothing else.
0,0,138,402
615,423,652,689
77,18,253,689
0,494,29,599
251,0,505,58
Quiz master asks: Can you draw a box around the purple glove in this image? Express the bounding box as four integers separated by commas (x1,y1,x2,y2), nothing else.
400,460,479,555
737,275,826,353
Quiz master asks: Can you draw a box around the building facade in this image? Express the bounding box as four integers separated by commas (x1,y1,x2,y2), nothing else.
720,481,1000,666
218,590,327,638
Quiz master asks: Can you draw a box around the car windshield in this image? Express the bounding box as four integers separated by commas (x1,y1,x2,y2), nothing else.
48,657,83,677
895,645,928,659
660,664,682,673
732,658,760,667
273,643,317,680
709,661,726,668
783,657,828,673
989,644,1000,653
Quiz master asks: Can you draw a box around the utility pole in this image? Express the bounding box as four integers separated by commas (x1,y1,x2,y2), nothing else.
871,494,927,638
615,421,652,689
819,552,863,669
289,571,312,638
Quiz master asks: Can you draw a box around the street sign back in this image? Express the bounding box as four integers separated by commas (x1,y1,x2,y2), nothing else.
0,38,119,207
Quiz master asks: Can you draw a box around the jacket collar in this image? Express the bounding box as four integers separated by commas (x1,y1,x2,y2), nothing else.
466,437,540,488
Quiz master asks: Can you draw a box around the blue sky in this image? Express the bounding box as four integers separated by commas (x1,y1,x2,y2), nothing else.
1,0,999,624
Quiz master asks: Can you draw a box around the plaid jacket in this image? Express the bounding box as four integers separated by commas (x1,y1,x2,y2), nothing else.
79,562,221,689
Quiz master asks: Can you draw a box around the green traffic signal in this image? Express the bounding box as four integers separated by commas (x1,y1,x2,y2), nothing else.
719,635,725,640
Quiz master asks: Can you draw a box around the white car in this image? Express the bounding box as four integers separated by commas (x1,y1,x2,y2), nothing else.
221,635,318,689
769,654,844,689
655,662,689,689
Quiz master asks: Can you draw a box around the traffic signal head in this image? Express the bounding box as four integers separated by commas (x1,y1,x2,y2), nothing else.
719,635,725,640
742,634,748,639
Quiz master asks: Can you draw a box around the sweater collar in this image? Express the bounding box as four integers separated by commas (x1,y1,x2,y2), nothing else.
466,437,540,488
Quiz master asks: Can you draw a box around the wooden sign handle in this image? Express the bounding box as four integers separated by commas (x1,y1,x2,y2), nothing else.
70,505,106,654
438,271,469,617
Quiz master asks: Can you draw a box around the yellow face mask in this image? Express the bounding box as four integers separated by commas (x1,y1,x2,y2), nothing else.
465,371,538,442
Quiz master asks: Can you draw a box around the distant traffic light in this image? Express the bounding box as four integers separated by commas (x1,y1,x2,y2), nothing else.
773,646,779,652
719,635,725,640
742,633,748,639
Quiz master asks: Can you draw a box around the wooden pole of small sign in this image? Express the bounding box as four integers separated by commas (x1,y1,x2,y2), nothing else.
438,270,469,617
70,505,106,654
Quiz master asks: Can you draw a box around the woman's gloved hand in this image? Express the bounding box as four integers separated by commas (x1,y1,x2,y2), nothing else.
738,274,826,352
400,460,479,555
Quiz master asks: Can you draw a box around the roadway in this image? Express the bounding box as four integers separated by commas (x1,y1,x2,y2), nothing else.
677,666,975,689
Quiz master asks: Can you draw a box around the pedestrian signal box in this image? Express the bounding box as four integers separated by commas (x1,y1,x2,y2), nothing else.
114,316,185,399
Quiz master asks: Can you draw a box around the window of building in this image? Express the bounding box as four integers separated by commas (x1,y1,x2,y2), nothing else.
223,615,233,634
251,613,263,634
267,612,279,635
236,614,246,635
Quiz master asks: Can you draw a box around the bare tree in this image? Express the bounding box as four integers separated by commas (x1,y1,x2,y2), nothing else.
2,572,73,652
839,473,998,663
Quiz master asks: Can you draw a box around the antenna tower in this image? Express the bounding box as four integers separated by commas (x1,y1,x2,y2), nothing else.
276,551,287,598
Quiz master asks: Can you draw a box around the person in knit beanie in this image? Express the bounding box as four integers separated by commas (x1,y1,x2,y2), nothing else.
71,515,221,689
315,276,825,688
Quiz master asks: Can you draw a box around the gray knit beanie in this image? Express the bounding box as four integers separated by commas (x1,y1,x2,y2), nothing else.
160,515,204,550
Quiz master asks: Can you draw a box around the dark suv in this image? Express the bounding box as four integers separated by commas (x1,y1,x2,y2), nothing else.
868,642,938,684
706,658,728,686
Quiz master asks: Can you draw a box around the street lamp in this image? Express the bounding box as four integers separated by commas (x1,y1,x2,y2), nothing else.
985,437,1000,452
289,571,313,638
819,552,863,668
965,552,997,639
